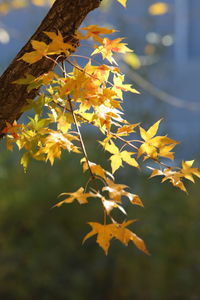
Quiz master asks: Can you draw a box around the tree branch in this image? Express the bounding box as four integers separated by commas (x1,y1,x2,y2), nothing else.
0,0,101,135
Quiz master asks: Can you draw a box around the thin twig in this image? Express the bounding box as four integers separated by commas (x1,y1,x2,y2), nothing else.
67,95,95,180
111,133,138,150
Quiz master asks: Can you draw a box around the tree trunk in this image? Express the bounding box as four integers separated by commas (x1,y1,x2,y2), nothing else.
0,0,100,135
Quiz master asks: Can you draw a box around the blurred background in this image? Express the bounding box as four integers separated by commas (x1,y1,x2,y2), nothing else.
1,0,200,299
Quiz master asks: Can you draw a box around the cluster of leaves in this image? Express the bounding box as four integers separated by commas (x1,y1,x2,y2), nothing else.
2,0,200,255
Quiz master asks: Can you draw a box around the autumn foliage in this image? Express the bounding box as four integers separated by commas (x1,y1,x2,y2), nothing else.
2,0,200,255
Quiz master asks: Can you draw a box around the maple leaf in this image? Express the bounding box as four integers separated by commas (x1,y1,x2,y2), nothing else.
19,40,48,64
67,64,103,110
116,0,127,8
38,131,79,165
116,123,140,136
138,120,178,160
55,187,96,207
124,192,144,207
19,31,75,64
36,71,57,85
81,25,116,43
161,169,186,192
120,151,139,168
149,167,187,193
103,178,144,207
83,221,148,255
92,38,132,64
93,104,124,130
57,114,73,133
112,75,140,99
81,159,113,181
44,31,75,55
158,143,176,160
103,178,128,202
100,139,138,173
180,160,200,182
102,198,127,215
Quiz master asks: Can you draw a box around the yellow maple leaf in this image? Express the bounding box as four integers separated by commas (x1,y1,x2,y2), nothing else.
57,114,73,133
81,159,113,181
116,0,127,7
124,192,144,207
83,221,148,255
100,139,138,173
109,154,123,173
102,198,126,215
19,40,48,64
93,104,124,130
44,31,75,55
103,178,143,207
181,160,200,183
158,143,176,160
55,187,96,207
162,169,187,192
38,131,79,165
116,123,140,136
138,120,178,160
112,75,140,99
19,31,75,64
103,178,128,202
148,167,187,193
35,71,57,85
120,151,139,168
140,119,161,141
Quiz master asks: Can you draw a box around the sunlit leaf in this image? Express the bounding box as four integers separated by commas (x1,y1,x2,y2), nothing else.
83,221,148,255
55,187,96,206
181,160,200,182
116,0,127,7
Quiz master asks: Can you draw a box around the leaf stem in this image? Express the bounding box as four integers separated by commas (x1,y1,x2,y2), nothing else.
67,96,95,180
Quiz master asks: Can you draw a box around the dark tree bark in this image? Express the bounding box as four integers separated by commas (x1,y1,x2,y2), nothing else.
0,0,101,135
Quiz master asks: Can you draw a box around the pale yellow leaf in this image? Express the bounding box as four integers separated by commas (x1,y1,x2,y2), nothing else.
121,151,139,168
116,0,127,7
110,154,123,173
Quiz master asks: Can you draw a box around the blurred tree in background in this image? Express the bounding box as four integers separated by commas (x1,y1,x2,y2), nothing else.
1,0,200,299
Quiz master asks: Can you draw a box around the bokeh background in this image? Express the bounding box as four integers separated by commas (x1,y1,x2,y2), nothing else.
1,0,200,299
